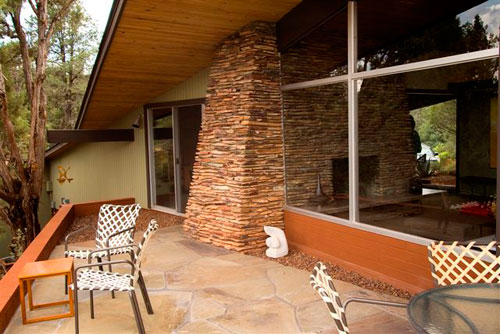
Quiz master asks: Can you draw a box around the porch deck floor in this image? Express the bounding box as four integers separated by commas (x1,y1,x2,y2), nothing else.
5,225,412,333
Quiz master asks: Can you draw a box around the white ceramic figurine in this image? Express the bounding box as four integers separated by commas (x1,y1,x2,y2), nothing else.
264,226,288,258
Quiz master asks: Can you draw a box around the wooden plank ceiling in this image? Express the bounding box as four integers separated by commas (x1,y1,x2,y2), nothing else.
80,0,301,129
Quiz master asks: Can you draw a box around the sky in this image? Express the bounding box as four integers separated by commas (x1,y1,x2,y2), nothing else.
82,0,114,34
459,0,500,35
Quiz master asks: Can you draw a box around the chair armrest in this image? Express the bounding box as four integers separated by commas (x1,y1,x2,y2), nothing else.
104,226,136,248
73,260,135,290
64,225,96,251
76,259,134,272
344,297,407,310
88,244,139,264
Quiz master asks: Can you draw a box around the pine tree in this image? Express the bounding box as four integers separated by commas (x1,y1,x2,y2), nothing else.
0,0,77,249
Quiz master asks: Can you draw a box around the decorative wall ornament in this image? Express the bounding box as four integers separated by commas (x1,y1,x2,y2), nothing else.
57,165,73,184
264,226,288,258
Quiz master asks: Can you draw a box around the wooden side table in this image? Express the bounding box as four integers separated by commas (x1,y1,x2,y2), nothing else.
18,257,74,324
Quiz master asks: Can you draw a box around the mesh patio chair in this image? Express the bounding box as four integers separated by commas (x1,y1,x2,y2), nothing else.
310,262,407,334
72,219,159,334
427,240,500,287
64,203,141,297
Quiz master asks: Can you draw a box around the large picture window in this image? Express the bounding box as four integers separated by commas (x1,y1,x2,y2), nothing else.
357,0,499,72
282,0,499,242
283,84,349,220
357,59,498,240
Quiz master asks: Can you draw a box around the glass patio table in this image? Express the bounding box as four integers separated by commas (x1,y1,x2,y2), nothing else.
407,283,500,333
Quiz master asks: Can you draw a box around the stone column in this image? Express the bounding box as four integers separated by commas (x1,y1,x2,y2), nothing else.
184,22,284,253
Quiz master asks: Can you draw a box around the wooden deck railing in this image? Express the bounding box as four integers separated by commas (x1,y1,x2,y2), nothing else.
0,197,135,333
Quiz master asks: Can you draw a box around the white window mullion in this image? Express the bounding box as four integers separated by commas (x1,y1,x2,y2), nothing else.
347,0,359,222
281,49,498,92
172,107,182,212
146,108,157,207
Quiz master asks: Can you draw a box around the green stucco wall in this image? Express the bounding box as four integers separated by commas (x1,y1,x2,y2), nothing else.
152,69,209,103
44,68,208,210
48,110,149,207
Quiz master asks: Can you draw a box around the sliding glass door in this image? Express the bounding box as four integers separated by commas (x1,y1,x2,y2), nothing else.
176,105,202,212
150,108,175,209
147,104,202,213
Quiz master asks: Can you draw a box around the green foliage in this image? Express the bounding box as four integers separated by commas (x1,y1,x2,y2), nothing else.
45,1,98,129
412,100,457,175
1,0,98,155
439,157,456,174
462,15,498,52
0,0,98,254
0,41,31,156
10,228,26,259
412,100,457,158
360,14,498,71
438,151,451,161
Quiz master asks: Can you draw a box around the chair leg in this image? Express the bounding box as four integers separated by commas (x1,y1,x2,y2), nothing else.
97,257,115,299
138,271,154,314
96,257,104,271
129,290,146,334
90,290,95,319
74,289,80,334
65,254,68,295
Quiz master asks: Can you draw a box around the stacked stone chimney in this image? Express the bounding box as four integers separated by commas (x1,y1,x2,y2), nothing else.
184,22,284,253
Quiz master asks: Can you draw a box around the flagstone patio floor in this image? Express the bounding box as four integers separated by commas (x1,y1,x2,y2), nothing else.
5,225,413,333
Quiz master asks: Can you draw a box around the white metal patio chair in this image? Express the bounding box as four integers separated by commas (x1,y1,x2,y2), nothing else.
310,262,407,334
427,240,500,287
64,203,141,298
72,219,159,334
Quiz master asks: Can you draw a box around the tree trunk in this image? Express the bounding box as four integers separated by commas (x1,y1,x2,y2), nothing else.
62,88,73,128
0,0,76,252
2,196,39,253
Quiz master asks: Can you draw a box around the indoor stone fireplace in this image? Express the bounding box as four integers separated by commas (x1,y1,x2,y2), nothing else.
282,25,416,209
332,156,379,197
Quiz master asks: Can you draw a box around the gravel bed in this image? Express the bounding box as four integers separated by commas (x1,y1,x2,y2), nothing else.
59,208,183,245
256,249,413,300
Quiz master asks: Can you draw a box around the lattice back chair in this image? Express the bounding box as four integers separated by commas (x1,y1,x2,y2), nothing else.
64,204,141,297
72,220,159,334
96,204,141,248
310,262,406,334
310,262,349,333
427,240,500,287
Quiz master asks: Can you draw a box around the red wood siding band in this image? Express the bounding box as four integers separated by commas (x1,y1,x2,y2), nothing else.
284,210,434,294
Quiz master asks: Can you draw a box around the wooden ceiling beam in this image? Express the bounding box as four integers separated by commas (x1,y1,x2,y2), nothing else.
47,129,135,143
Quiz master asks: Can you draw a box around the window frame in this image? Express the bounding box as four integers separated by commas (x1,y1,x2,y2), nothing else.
280,0,500,244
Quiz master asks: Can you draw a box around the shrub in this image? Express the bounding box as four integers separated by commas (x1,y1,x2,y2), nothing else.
10,228,27,259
